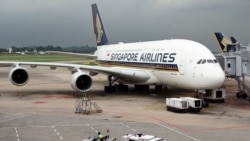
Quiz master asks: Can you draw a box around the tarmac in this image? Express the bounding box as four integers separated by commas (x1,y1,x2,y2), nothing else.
0,67,250,141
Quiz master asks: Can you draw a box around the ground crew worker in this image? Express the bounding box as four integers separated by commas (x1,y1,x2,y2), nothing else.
97,131,103,141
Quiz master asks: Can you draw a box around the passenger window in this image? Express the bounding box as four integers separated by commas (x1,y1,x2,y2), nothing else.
201,59,206,64
197,59,202,64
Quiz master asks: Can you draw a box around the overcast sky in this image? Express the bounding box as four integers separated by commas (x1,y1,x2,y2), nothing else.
0,0,249,51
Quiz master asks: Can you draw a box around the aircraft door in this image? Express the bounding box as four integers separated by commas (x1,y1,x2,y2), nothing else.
179,60,186,75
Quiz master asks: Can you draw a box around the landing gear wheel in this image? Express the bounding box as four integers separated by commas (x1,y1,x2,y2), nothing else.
104,75,119,93
104,86,108,93
236,92,242,98
119,84,129,92
134,85,149,92
155,85,162,93
104,85,117,93
242,93,248,99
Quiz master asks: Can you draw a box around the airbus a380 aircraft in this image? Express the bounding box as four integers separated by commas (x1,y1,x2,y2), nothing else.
0,4,225,93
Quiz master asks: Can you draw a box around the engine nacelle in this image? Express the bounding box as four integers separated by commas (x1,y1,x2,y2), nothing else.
70,71,92,92
9,67,29,86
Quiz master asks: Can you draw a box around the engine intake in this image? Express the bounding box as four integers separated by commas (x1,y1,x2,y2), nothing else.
70,71,92,92
9,67,29,86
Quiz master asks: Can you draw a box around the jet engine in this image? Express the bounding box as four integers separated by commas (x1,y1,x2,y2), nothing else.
9,67,29,86
70,71,92,92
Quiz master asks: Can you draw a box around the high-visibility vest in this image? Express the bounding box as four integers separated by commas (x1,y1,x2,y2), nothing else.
98,134,103,141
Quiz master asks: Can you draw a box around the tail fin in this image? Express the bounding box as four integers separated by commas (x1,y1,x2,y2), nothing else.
231,36,248,48
214,32,232,52
91,3,109,46
230,36,239,44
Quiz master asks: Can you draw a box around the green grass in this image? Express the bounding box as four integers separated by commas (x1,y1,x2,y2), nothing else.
0,54,87,62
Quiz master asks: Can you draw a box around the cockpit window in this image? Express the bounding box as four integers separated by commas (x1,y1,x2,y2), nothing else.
201,59,206,64
207,59,214,63
197,59,218,64
197,59,202,64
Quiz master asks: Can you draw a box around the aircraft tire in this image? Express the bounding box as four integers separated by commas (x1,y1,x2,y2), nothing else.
104,86,117,93
134,85,149,92
104,86,109,93
242,93,248,99
236,92,242,99
119,84,129,92
155,85,162,93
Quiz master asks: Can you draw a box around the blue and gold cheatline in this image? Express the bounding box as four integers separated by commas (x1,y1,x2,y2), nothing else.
99,60,179,71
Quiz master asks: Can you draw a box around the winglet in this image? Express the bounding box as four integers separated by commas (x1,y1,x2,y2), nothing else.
214,32,232,52
91,3,109,46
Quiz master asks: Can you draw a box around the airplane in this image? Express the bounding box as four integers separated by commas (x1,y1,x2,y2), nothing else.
214,32,250,52
0,4,225,93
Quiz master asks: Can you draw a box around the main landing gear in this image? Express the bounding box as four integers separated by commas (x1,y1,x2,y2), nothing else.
236,91,248,99
235,76,249,103
104,76,129,93
236,91,250,103
104,75,163,93
194,91,209,107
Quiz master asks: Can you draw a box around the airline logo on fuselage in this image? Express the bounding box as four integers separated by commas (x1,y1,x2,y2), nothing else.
110,52,176,63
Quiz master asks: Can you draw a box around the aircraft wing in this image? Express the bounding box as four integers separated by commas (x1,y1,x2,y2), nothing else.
0,61,150,91
0,61,148,80
0,61,79,69
81,65,150,83
47,51,97,59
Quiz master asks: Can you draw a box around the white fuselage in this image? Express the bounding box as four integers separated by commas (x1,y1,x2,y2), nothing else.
95,39,225,90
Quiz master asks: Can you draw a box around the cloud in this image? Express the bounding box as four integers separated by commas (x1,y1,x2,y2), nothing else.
0,0,249,52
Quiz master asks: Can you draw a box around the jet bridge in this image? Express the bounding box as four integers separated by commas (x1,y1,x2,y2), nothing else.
215,44,250,103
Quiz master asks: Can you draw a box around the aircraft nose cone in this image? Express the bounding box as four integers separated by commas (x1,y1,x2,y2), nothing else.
205,68,225,88
212,71,225,86
195,65,225,89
